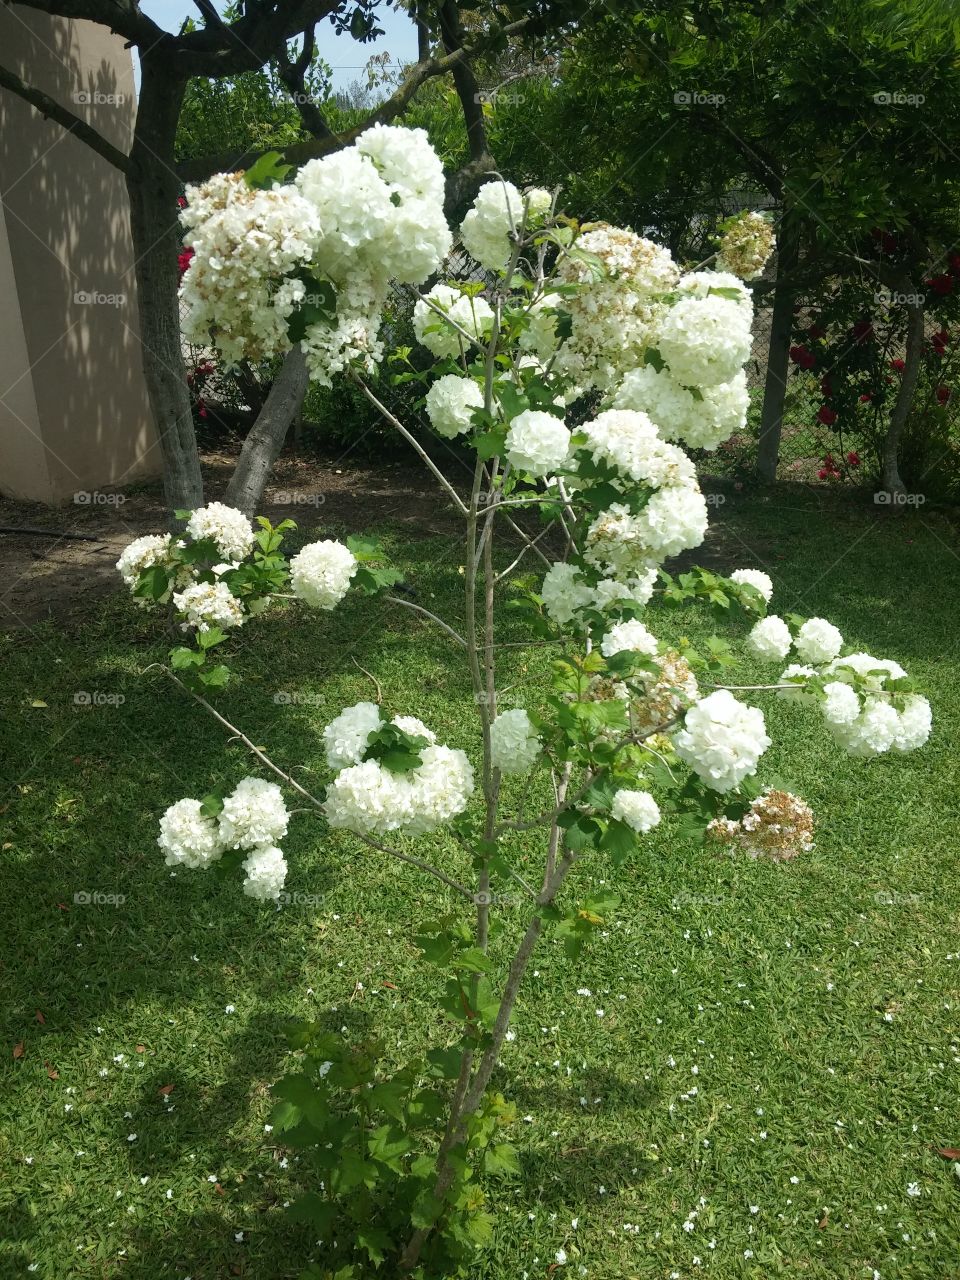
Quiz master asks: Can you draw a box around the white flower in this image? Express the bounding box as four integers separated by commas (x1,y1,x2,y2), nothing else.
157,798,225,869
677,269,753,311
672,689,771,792
821,681,860,726
584,489,708,574
746,615,792,662
823,652,906,691
391,714,437,744
116,534,172,589
505,410,571,476
729,568,773,602
490,708,541,774
611,789,661,833
541,562,594,625
323,701,384,770
218,777,289,850
592,570,658,614
658,293,753,388
460,180,525,270
892,695,932,752
795,617,843,664
600,619,659,658
186,503,255,561
612,364,750,453
324,745,474,837
778,662,818,702
356,123,446,205
173,580,245,632
413,283,494,358
242,845,288,901
580,408,696,488
425,374,484,439
827,695,901,758
716,211,775,280
289,539,357,610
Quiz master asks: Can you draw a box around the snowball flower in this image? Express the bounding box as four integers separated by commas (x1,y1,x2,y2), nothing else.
730,568,773,602
173,580,245,632
324,747,473,837
186,503,255,561
323,701,384,771
289,539,357,610
157,798,225,869
600,619,659,658
611,789,661,834
677,269,753,311
777,663,818,703
612,365,750,452
242,845,288,901
505,410,571,476
716,211,775,280
413,284,494,358
893,695,932,752
707,789,813,861
658,293,753,388
672,689,771,792
746,615,792,662
824,651,906,691
828,695,901,758
821,680,860,726
116,533,172,589
425,374,484,439
218,777,289,850
795,617,843,665
580,408,696,488
460,179,525,270
490,708,541,774
541,562,594,625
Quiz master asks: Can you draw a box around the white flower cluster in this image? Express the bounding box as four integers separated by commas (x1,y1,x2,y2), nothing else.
173,580,245,632
629,649,700,737
505,410,571,477
540,562,658,627
186,502,256,562
747,615,843,666
490,709,541,774
425,374,484,439
610,788,661,834
323,705,473,836
746,615,792,662
729,568,773,602
716,211,776,281
584,490,709,575
580,409,697,489
289,539,357,610
179,172,321,364
158,777,291,900
460,180,551,271
414,284,494,359
672,689,771,792
612,364,750,453
657,291,753,388
600,618,659,658
116,534,173,590
707,788,813,862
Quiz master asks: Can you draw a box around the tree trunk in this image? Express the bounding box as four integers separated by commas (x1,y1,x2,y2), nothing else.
224,346,310,516
881,294,925,499
126,58,204,512
756,214,800,483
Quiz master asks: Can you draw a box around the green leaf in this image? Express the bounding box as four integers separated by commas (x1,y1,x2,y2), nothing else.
170,647,205,670
599,818,637,866
411,1188,445,1230
287,276,338,341
357,1224,392,1265
482,1141,521,1177
134,564,170,601
243,150,292,189
288,1193,337,1233
199,792,223,819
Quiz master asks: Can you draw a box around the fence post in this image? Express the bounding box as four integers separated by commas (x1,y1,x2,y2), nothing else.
757,215,800,483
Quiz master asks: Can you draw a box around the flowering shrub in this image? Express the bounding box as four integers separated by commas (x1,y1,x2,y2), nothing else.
121,127,931,1276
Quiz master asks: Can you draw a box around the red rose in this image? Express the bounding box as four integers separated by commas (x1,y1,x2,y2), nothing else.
851,320,874,343
889,358,905,372
790,344,815,370
820,377,833,396
177,246,195,281
817,405,838,425
859,393,872,403
847,451,860,466
808,323,827,340
936,386,951,405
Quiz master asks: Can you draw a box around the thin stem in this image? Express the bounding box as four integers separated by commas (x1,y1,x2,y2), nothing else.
384,595,468,649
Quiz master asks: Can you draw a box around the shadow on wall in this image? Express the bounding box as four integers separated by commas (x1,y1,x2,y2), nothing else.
0,4,158,505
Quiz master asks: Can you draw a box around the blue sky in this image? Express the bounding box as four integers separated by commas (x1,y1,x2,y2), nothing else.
137,1,419,89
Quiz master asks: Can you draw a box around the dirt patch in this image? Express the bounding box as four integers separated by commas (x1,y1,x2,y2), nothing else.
0,446,463,631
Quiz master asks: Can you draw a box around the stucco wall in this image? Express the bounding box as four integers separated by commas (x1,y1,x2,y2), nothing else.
0,4,159,504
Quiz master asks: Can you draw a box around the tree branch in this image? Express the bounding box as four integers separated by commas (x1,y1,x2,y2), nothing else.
0,61,131,173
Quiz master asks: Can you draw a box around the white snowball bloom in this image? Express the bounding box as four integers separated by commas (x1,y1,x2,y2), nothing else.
541,562,594,625
117,534,173,589
505,410,571,477
716,211,775,281
289,539,357,610
795,617,844,665
391,715,437,744
425,374,484,439
746,615,792,662
777,663,818,703
460,179,524,270
519,291,562,361
828,695,901,758
356,123,446,205
584,489,708,575
612,364,750,453
324,747,473,837
821,680,860,726
580,409,696,488
600,619,659,658
173,581,245,632
658,293,753,388
592,569,659,613
157,798,225,869
413,284,494,358
186,503,255,561
323,701,384,771
730,568,773,602
403,745,475,835
242,845,288,901
218,777,290,850
610,788,661,834
893,695,932,752
823,652,906,690
490,708,541,774
672,689,771,792
676,270,753,312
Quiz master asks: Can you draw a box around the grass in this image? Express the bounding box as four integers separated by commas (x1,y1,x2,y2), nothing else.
1,485,959,1279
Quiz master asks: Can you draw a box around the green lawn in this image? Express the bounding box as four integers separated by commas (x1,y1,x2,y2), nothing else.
2,486,959,1279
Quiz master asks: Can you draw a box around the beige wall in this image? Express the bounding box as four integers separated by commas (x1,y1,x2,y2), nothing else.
0,5,159,504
